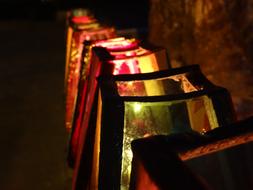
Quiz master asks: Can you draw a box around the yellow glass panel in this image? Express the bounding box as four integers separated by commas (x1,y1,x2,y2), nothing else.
138,49,168,72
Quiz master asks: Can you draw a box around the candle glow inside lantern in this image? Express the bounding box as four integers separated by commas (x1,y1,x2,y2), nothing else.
85,65,235,190
65,17,115,131
68,38,169,167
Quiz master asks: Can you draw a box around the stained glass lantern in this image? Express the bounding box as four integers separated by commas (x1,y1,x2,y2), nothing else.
67,37,140,167
72,65,235,189
68,38,170,167
65,19,115,131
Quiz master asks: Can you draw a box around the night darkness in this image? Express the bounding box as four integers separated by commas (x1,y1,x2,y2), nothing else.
0,0,149,29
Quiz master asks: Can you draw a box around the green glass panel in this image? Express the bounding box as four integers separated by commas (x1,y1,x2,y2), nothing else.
120,96,218,189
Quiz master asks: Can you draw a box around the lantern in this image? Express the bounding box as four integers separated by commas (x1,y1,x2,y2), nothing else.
130,116,253,190
73,65,235,189
68,37,169,167
68,38,141,167
71,43,170,189
65,16,115,131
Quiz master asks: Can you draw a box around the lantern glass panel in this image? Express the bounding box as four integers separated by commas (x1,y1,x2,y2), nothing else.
71,44,170,188
121,97,218,188
110,48,168,75
116,74,199,96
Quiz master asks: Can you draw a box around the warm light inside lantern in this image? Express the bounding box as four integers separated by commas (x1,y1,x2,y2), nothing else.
71,16,95,24
133,103,142,113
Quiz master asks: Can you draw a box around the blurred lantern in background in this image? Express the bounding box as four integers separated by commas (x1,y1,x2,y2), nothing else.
64,9,115,131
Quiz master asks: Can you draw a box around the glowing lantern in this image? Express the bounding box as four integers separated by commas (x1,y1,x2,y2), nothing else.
68,39,169,167
67,38,141,167
80,65,235,189
71,42,170,189
65,16,115,131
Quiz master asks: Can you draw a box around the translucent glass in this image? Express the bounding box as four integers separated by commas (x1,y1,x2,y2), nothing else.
110,47,149,59
95,37,138,51
116,74,199,96
121,97,219,189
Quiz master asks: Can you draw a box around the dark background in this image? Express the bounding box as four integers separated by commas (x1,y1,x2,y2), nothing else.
0,0,149,29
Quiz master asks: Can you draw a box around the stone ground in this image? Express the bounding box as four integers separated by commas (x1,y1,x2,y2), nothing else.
0,20,72,190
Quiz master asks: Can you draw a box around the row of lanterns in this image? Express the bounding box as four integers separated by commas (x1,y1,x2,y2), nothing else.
64,8,236,190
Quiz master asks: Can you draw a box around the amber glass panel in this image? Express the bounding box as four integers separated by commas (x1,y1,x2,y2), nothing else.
121,97,219,189
116,74,198,96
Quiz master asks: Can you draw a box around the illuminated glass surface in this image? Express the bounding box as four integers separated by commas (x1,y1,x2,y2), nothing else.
121,97,218,189
70,37,139,149
65,26,115,130
90,65,235,189
116,74,199,96
68,37,141,165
